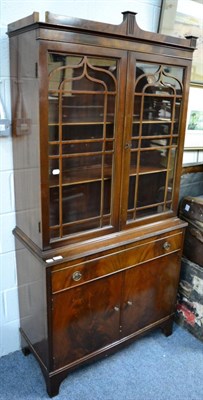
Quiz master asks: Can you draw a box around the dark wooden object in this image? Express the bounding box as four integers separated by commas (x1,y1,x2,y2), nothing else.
8,11,195,397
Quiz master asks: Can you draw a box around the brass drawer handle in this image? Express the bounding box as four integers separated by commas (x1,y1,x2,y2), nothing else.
72,271,82,281
162,241,171,251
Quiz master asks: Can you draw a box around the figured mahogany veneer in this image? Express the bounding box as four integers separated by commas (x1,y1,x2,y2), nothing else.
51,231,183,293
8,11,195,397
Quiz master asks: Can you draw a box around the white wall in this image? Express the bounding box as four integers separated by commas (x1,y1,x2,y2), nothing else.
0,0,162,357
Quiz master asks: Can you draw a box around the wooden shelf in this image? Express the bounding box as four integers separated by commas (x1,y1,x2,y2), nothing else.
133,119,173,124
134,93,182,98
49,164,112,187
48,121,114,126
129,165,168,177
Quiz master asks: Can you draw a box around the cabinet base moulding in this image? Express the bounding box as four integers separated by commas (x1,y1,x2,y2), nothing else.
20,316,174,398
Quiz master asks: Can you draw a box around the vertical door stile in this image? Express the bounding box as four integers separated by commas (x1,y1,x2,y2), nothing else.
100,89,108,227
110,53,124,230
119,52,136,229
58,88,63,238
40,44,51,249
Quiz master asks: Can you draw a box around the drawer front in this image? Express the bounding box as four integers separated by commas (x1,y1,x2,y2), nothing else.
51,232,183,293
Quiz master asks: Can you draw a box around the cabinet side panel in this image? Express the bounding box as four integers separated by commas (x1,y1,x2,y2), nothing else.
10,32,42,247
15,239,49,367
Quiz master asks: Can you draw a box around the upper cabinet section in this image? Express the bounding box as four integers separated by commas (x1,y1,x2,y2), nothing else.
8,11,196,251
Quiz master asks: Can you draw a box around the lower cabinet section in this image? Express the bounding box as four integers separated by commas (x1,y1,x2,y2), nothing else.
52,253,180,370
15,224,185,397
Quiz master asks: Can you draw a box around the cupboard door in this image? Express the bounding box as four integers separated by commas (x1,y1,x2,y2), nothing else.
52,273,122,369
121,54,185,227
46,49,126,244
121,253,181,337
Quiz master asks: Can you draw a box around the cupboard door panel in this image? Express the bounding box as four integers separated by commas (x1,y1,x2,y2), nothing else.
47,51,127,244
121,253,181,337
121,56,185,227
52,274,122,369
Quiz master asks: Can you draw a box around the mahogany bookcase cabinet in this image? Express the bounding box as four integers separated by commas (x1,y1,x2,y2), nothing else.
8,11,196,397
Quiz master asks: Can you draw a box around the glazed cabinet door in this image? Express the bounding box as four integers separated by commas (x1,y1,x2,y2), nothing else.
51,273,122,369
121,252,181,337
40,44,127,248
121,52,187,228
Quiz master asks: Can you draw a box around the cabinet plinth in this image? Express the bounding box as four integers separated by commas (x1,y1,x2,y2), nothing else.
8,11,195,397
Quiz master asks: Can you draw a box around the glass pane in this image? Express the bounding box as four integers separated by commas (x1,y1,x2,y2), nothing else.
168,148,177,182
106,123,114,138
105,140,114,151
87,58,117,91
62,123,114,141
67,93,110,123
172,136,178,145
157,186,173,203
127,170,174,221
106,95,116,121
152,96,173,122
50,187,59,226
48,96,59,124
140,150,168,171
175,100,182,121
141,122,171,137
103,180,112,214
49,159,60,187
132,124,140,136
48,53,117,93
137,172,167,208
136,206,160,218
130,152,138,173
49,125,59,141
62,124,102,140
50,228,60,239
48,54,82,91
62,93,106,124
128,176,136,210
134,63,184,122
63,219,101,236
135,63,184,92
62,182,101,223
62,141,103,155
131,139,139,149
104,153,113,169
49,144,59,156
62,155,103,184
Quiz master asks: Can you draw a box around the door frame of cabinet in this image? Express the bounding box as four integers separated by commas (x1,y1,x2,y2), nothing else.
38,42,128,249
119,51,192,230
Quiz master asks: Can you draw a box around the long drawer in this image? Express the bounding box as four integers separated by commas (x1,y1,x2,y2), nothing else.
51,232,183,293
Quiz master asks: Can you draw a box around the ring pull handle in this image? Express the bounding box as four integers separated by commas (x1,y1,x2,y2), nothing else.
72,271,82,282
162,241,171,251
